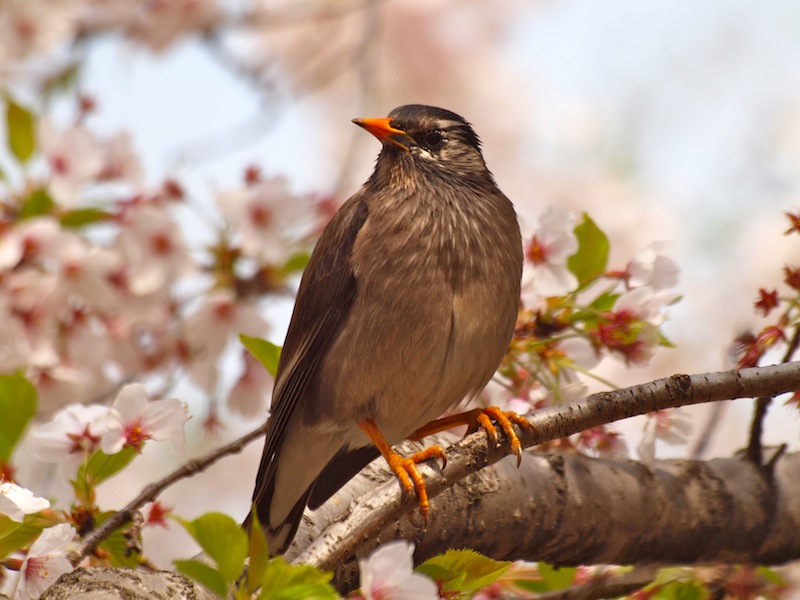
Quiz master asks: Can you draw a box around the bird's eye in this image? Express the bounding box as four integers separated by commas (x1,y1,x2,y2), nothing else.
425,131,444,149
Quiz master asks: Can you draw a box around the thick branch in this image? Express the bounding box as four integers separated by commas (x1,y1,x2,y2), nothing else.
297,444,800,591
291,363,800,572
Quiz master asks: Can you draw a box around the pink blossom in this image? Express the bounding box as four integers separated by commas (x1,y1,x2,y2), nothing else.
128,0,221,52
97,131,143,184
0,0,77,62
638,409,693,465
102,383,189,454
183,290,269,392
0,482,49,522
358,540,438,600
115,206,195,295
522,205,579,304
226,349,273,419
31,403,109,478
627,242,680,291
38,119,103,206
216,176,314,265
15,524,75,600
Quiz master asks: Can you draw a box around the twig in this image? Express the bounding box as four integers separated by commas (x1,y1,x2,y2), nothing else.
68,421,269,566
745,325,800,464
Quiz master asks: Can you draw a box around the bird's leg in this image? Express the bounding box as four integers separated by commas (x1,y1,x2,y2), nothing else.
358,419,447,522
409,407,535,467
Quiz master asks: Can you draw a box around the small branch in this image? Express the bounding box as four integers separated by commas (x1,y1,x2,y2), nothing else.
294,362,800,570
68,422,269,566
745,326,800,464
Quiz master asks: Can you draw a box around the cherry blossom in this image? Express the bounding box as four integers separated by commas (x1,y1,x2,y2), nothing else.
115,205,195,296
127,0,222,52
0,0,77,64
216,176,314,265
0,481,49,522
30,403,110,478
638,409,693,465
38,118,103,207
626,241,680,291
102,383,189,454
226,349,273,419
358,540,439,600
183,290,269,392
14,524,75,600
522,205,579,304
97,131,143,185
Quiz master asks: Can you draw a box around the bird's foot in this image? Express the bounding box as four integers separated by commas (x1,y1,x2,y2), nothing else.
473,406,534,467
359,419,447,523
385,445,447,522
410,407,535,467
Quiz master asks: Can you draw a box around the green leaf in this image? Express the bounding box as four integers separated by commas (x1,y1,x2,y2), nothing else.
589,290,620,312
567,213,610,289
240,335,281,377
5,98,36,163
538,562,576,590
19,188,55,219
417,549,510,595
100,523,141,568
247,506,270,595
0,517,42,560
77,447,138,488
0,373,38,462
60,207,113,228
653,580,707,600
258,557,337,600
283,252,311,274
175,559,228,597
756,566,785,586
178,513,248,584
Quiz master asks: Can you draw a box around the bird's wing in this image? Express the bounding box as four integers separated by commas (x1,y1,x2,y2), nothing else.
248,195,369,546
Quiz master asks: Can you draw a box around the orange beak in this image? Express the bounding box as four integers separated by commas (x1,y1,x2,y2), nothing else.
352,117,413,151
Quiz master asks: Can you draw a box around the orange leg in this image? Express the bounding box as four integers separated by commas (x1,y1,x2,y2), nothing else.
409,407,534,467
358,419,447,522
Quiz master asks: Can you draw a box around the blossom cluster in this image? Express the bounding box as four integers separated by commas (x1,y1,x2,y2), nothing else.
0,99,320,424
496,205,682,458
0,383,187,597
734,211,800,410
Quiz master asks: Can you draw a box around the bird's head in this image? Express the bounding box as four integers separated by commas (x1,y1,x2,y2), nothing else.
353,104,489,181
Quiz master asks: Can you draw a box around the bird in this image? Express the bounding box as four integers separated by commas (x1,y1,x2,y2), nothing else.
246,104,524,556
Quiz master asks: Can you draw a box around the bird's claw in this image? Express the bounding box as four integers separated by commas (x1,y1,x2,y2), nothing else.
386,444,446,522
478,406,535,467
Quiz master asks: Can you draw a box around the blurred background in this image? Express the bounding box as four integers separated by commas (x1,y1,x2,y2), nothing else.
4,0,800,564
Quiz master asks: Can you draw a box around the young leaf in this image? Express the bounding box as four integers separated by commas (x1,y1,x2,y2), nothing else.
178,513,248,585
175,558,228,598
538,562,576,590
417,549,510,595
77,447,138,487
0,518,42,561
0,373,38,462
19,188,55,219
240,334,282,377
100,524,142,568
567,213,610,288
283,252,311,274
653,580,706,600
60,207,113,228
5,98,36,163
257,557,337,600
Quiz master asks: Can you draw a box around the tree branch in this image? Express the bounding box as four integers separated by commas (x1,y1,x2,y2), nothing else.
290,363,800,572
68,421,269,566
